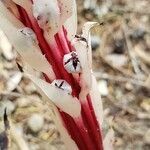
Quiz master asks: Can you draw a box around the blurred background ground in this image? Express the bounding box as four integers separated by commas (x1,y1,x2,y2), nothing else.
0,0,150,150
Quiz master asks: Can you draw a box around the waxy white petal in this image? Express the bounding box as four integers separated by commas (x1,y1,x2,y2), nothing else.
16,28,55,79
90,75,103,127
82,22,99,67
27,74,81,118
59,0,77,40
58,0,73,23
82,22,99,38
72,38,92,100
0,4,55,80
44,100,79,150
104,128,115,150
72,22,99,99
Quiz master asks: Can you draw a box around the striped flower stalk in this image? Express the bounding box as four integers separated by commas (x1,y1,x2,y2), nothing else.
0,0,112,149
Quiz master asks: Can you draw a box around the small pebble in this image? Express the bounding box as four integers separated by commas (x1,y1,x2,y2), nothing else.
16,97,30,108
105,54,127,68
3,62,15,70
27,114,44,133
144,129,150,144
140,99,150,112
24,82,37,94
0,100,16,118
6,72,22,91
15,125,24,136
125,83,133,91
48,145,58,150
114,137,123,146
39,144,57,150
98,80,108,96
130,28,146,41
113,39,125,54
91,35,100,51
99,5,109,16
0,78,5,92
83,0,97,10
0,30,14,61
29,144,40,150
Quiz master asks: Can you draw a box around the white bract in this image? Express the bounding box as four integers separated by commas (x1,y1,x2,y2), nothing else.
72,37,91,100
27,74,81,119
58,0,74,24
63,0,77,40
104,128,115,150
19,27,38,45
82,22,99,67
90,75,103,127
0,2,55,80
32,0,60,36
50,103,79,150
72,22,99,100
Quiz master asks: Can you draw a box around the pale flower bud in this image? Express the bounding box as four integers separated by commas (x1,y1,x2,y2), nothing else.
32,0,60,35
63,51,81,73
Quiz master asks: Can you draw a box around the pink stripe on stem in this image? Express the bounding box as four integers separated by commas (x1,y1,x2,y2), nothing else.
87,95,104,149
62,26,73,51
61,112,89,150
81,99,103,150
56,28,71,54
75,117,98,150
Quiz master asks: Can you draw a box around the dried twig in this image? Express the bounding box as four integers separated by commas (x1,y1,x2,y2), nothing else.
0,91,22,97
112,118,144,137
98,22,138,78
134,46,150,65
94,72,150,88
107,96,150,120
10,123,29,150
111,6,150,16
122,21,142,77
